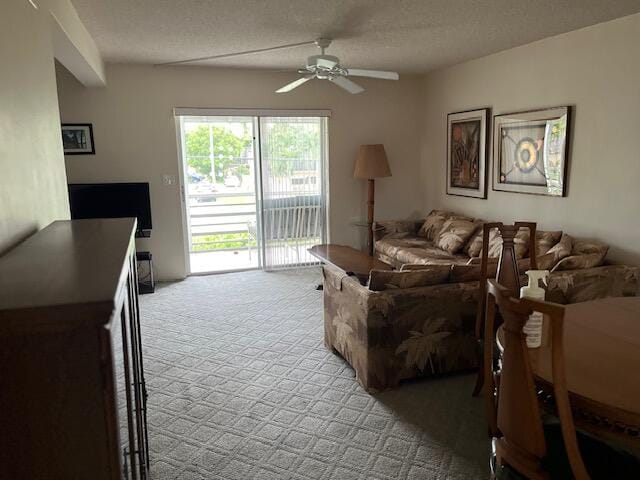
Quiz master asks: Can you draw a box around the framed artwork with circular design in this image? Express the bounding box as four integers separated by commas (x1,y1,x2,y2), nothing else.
493,106,570,196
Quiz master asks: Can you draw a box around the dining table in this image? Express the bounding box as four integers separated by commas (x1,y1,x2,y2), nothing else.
498,296,640,455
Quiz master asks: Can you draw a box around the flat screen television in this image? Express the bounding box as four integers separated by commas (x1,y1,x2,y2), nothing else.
68,182,152,232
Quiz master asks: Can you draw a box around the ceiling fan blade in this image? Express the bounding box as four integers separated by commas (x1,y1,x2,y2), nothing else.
330,76,365,94
276,76,313,93
346,68,399,80
156,40,316,66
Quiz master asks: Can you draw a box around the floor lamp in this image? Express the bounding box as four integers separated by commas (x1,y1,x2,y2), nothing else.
354,144,392,256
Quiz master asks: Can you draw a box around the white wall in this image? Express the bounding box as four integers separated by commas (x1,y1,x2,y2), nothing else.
0,0,70,255
49,0,106,86
57,64,423,279
420,13,640,265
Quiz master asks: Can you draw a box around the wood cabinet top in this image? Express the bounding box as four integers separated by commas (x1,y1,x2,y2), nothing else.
0,218,136,331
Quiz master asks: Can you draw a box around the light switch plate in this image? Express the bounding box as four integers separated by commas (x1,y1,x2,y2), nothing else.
162,174,177,186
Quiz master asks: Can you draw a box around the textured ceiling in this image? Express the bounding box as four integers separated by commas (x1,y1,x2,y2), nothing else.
71,0,640,73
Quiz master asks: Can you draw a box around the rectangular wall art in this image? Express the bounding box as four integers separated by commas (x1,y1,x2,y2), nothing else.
62,123,95,155
493,106,570,196
446,108,489,199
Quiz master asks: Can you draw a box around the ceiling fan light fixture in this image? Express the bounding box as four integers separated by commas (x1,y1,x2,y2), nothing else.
268,37,399,94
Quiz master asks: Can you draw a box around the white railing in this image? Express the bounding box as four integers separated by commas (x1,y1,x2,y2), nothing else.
188,192,256,252
187,192,321,256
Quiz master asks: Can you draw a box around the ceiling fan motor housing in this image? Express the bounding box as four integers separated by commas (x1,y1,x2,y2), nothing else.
307,55,339,69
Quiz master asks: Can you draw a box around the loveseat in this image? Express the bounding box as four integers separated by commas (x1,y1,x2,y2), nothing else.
323,209,640,393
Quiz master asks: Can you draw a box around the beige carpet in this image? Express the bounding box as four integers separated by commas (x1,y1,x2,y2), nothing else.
138,268,490,479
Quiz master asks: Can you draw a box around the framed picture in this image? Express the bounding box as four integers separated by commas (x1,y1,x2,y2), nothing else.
493,106,570,196
446,108,489,199
61,123,95,155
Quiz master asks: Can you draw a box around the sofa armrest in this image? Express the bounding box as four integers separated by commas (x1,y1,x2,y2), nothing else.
373,220,423,242
546,265,640,304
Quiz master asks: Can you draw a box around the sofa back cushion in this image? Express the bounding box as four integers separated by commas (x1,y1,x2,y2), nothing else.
417,210,449,240
476,233,572,272
368,266,451,291
553,239,609,271
485,227,532,260
463,221,485,258
535,230,563,255
435,218,478,254
463,225,559,260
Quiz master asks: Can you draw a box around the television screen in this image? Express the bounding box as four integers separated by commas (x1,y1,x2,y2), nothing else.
68,183,152,231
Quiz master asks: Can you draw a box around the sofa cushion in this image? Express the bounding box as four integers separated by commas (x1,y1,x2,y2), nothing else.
516,254,555,272
435,218,478,254
545,233,573,262
375,236,431,259
400,260,468,270
486,227,531,259
394,245,469,265
368,266,451,291
450,263,498,283
553,239,609,271
417,210,449,240
394,245,464,266
481,233,571,271
536,230,563,255
463,221,485,258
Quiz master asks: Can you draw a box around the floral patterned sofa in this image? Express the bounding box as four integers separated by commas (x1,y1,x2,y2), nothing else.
322,209,640,393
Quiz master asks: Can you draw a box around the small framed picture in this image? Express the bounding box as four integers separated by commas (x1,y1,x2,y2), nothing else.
61,123,95,155
493,106,570,196
446,108,489,199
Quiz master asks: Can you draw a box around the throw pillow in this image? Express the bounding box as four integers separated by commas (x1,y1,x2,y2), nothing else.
462,220,485,258
553,239,608,271
435,218,478,254
368,266,451,291
417,210,449,240
535,230,563,256
546,233,573,258
486,227,531,260
517,253,558,271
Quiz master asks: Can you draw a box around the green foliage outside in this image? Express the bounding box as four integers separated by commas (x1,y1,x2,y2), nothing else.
185,125,251,182
186,123,320,181
191,232,322,252
263,123,320,176
192,232,255,251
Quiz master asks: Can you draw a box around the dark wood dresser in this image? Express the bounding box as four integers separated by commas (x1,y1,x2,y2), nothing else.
0,218,149,479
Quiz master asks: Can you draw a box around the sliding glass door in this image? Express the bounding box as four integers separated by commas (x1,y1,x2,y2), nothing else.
260,117,327,269
178,116,258,274
176,111,328,274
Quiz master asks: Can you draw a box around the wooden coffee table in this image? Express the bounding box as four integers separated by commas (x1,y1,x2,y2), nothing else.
309,244,391,284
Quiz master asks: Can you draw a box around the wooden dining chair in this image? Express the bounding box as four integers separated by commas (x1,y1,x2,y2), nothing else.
472,221,537,397
484,279,640,479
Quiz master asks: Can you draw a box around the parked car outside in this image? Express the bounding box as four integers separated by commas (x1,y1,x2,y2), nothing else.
190,182,218,203
224,175,241,188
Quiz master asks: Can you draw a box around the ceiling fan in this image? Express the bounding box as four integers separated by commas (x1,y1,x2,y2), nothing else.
157,38,399,94
276,38,399,94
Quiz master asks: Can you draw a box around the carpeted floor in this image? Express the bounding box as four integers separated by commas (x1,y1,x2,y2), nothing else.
138,268,490,479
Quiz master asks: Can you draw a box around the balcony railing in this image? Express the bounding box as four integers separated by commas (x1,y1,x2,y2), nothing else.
188,192,256,253
187,191,322,255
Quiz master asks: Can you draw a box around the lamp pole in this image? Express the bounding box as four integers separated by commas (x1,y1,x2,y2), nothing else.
367,178,375,256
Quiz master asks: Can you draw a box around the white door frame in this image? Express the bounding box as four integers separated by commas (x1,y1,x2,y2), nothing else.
174,110,331,276
175,115,192,277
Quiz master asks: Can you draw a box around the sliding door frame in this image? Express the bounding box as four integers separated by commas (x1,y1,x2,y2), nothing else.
174,115,193,276
174,108,331,276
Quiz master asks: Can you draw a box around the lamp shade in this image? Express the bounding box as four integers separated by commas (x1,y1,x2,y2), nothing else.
353,144,392,179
